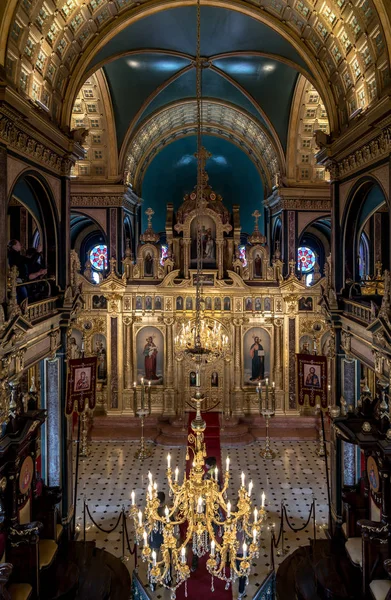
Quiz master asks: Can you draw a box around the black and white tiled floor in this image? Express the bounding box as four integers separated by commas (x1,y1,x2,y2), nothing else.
75,440,328,599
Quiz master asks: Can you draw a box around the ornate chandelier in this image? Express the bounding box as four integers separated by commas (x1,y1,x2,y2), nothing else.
130,392,267,598
174,317,229,362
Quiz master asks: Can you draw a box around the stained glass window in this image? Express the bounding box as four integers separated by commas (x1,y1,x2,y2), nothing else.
160,244,168,266
239,245,248,267
90,244,108,270
297,246,315,272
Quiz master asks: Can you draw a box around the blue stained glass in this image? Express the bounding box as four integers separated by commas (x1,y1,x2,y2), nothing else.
90,244,108,270
297,246,315,273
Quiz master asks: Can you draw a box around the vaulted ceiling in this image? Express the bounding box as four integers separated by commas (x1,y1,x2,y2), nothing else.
3,0,390,225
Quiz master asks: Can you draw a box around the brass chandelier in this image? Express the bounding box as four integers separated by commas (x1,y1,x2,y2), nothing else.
130,392,267,598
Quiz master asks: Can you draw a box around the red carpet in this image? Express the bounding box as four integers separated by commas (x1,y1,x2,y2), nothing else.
176,412,232,600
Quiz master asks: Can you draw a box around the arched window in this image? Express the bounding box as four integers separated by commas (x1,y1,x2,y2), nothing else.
297,246,316,286
89,244,108,283
359,233,369,280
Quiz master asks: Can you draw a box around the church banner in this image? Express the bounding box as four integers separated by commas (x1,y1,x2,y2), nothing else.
297,354,327,409
66,356,97,416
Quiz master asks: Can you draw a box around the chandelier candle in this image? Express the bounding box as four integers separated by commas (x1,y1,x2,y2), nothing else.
130,391,267,598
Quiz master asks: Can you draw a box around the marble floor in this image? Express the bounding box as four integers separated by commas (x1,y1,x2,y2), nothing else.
74,439,329,599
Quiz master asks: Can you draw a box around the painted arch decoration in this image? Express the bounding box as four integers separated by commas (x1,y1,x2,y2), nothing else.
3,0,390,131
124,100,282,194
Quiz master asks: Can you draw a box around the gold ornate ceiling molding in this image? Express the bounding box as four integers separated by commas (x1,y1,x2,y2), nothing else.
123,99,282,194
286,74,330,185
70,68,119,180
3,0,390,133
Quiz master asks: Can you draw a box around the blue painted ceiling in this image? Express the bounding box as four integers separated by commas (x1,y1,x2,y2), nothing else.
90,7,309,71
82,5,316,228
141,135,264,236
95,5,308,151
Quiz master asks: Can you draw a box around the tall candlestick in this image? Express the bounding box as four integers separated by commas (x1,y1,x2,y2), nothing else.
196,369,200,387
141,377,145,410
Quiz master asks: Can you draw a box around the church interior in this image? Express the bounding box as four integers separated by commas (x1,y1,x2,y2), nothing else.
1,0,391,599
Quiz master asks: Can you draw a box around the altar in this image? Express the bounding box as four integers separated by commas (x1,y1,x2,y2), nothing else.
69,162,331,418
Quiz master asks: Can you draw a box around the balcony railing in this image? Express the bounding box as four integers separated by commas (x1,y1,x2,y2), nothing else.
26,297,58,323
341,299,374,326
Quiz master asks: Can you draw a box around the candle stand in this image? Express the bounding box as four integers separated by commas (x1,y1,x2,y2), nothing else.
257,379,277,460
133,378,153,460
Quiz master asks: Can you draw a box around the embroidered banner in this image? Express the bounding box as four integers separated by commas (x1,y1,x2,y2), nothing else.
297,353,328,409
66,356,97,416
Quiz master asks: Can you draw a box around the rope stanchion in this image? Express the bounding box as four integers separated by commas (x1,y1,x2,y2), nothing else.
85,503,123,534
282,499,315,533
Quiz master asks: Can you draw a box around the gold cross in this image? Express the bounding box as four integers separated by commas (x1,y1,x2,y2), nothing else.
252,210,261,230
145,207,154,228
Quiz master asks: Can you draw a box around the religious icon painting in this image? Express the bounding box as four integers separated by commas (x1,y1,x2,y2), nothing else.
189,371,196,387
190,215,216,267
205,297,212,310
186,297,193,311
136,296,143,310
253,253,262,278
145,296,152,310
243,327,270,385
155,296,162,310
297,354,327,408
136,326,164,385
93,334,107,381
214,297,221,311
144,251,154,277
224,297,231,311
211,371,218,387
298,297,313,311
245,297,253,311
92,295,107,309
255,297,262,311
264,297,272,312
176,296,183,310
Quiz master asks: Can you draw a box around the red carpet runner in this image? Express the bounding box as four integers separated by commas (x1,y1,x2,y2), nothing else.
176,412,233,600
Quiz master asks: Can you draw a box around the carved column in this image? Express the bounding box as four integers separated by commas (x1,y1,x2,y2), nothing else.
109,316,119,409
123,317,133,390
216,241,223,279
0,146,7,305
165,318,174,388
274,319,283,391
45,357,61,486
164,318,175,416
233,319,243,415
183,238,191,279
176,358,184,418
224,357,232,417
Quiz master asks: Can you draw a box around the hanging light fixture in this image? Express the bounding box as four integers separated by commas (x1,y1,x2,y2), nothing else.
130,392,267,598
173,0,229,363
